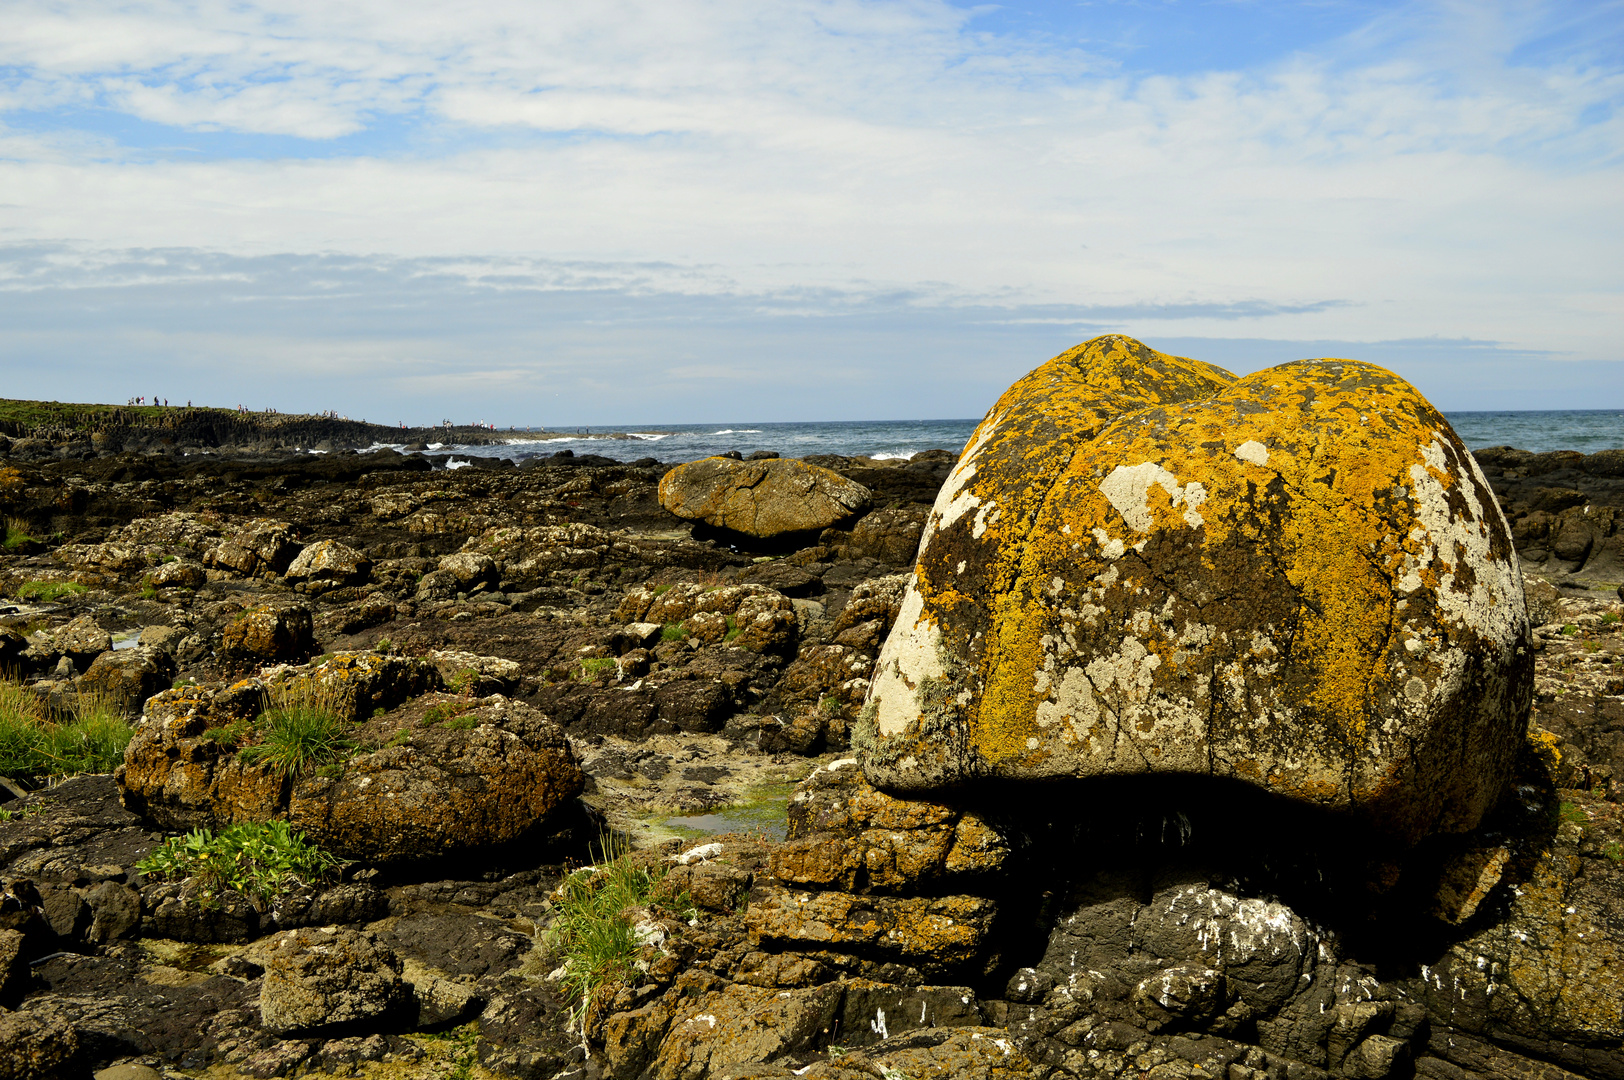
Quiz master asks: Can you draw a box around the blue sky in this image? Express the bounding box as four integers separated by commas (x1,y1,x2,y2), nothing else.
0,0,1619,423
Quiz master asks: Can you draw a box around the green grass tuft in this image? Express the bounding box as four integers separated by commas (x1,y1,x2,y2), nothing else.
135,820,346,904
1559,801,1589,828
237,683,355,778
3,518,39,550
578,657,618,680
0,682,133,779
547,835,692,1022
14,581,88,603
660,623,688,642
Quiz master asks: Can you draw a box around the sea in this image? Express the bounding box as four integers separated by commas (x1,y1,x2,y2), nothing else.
389,411,1624,467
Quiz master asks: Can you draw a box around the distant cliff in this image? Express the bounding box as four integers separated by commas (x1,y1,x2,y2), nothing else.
0,398,507,451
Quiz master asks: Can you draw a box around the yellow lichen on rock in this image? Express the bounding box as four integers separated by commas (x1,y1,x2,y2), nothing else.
859,335,1236,783
862,338,1533,843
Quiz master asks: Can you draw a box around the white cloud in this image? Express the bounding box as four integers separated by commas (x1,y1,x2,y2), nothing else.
0,0,1617,411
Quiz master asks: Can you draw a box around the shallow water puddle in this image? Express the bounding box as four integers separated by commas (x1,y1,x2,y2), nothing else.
662,808,788,841
661,780,796,841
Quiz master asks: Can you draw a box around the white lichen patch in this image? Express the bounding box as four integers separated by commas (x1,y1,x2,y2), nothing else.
919,410,1003,550
1233,440,1269,466
1405,435,1525,647
1029,634,1209,774
1091,527,1125,560
1098,462,1207,533
866,585,947,738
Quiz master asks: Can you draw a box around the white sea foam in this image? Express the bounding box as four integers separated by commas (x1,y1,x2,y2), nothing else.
870,452,913,460
445,458,472,470
711,429,762,435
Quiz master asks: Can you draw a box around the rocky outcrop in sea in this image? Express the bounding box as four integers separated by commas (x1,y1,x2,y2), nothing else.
0,337,1621,1080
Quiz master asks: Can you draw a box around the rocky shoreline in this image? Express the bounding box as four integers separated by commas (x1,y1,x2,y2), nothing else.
0,391,1621,1080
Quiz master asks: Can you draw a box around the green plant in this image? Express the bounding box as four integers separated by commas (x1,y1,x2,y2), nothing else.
1562,624,1578,635
444,715,480,731
660,623,688,642
3,518,38,550
422,1023,480,1080
1559,801,1589,828
200,717,255,750
446,667,480,694
238,683,355,778
420,702,471,727
0,682,133,778
578,657,618,681
373,637,395,654
14,581,88,603
723,616,741,644
1604,841,1623,863
135,820,346,904
819,695,844,716
1603,613,1621,625
547,835,688,1023
0,801,47,822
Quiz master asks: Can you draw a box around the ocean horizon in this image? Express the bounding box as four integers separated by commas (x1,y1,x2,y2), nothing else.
382,410,1624,467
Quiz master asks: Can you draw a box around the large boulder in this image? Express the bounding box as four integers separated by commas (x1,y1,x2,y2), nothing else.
46,615,112,669
146,559,207,590
118,659,584,863
860,336,1532,844
285,695,584,863
659,457,871,539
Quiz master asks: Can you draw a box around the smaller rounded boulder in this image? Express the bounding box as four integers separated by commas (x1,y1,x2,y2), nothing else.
220,602,314,663
285,539,371,591
658,457,870,539
259,927,406,1036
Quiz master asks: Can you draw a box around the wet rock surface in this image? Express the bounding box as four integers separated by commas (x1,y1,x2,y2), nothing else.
0,340,1622,1079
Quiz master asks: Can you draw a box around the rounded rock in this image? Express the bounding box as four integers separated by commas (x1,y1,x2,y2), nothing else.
259,926,406,1036
658,457,870,539
860,336,1532,843
285,539,372,588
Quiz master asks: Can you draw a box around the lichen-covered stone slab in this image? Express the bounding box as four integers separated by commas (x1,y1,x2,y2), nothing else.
658,457,871,538
860,337,1532,843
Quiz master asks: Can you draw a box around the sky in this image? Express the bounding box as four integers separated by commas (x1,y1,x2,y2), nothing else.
0,0,1620,425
